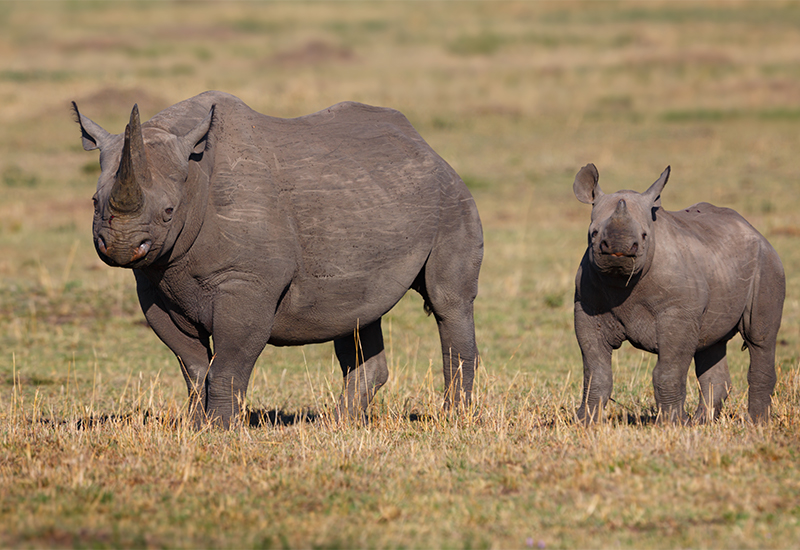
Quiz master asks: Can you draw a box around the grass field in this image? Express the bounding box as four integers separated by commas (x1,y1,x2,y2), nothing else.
1,1,799,548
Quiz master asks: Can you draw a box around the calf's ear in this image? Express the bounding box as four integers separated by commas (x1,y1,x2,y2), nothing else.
573,163,602,204
644,165,670,208
179,105,215,158
72,101,112,152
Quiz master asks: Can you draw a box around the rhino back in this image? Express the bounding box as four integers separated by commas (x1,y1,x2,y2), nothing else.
191,99,471,342
648,202,773,345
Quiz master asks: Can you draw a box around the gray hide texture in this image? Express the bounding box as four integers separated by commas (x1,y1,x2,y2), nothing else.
73,91,483,426
572,163,784,424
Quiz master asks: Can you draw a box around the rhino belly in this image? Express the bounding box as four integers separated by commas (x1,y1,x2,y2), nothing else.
267,246,429,345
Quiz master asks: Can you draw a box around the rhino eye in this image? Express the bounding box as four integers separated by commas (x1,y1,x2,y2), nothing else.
642,232,647,241
165,207,173,215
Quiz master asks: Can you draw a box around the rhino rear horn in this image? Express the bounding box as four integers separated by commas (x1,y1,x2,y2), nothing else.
110,104,150,214
573,163,602,204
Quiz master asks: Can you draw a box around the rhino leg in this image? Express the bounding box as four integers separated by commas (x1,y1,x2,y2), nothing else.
652,353,694,425
692,342,731,424
577,355,613,424
418,272,479,412
417,216,482,412
334,319,389,422
204,286,276,428
204,337,271,428
742,254,784,423
651,310,701,424
435,306,478,412
746,343,778,423
135,272,213,427
574,303,614,423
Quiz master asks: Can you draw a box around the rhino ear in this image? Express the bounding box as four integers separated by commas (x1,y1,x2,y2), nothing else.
179,105,214,157
645,165,670,208
72,101,112,151
573,163,602,204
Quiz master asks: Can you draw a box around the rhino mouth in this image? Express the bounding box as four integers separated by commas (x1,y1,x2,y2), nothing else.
96,235,153,267
592,245,642,281
599,241,638,257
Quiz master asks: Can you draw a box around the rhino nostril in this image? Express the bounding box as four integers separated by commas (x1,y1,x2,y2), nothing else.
600,240,609,252
629,242,638,255
97,236,108,255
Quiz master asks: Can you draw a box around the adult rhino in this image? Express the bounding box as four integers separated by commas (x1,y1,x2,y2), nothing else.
73,91,483,427
572,164,784,424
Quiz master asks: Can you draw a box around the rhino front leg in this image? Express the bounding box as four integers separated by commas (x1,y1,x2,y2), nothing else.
651,311,700,424
136,272,213,426
574,304,614,423
652,351,694,425
692,341,732,424
205,284,276,428
334,319,389,422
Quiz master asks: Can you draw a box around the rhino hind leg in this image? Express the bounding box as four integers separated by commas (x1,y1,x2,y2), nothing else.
692,341,732,424
415,262,480,412
334,319,389,422
742,251,785,423
746,344,778,423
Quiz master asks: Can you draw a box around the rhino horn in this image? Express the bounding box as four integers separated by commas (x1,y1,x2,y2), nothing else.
110,104,150,214
611,198,628,219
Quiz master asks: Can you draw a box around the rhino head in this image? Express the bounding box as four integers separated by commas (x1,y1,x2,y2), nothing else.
573,163,670,284
73,102,213,268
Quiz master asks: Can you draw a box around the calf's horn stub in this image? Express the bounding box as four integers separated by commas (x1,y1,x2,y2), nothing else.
110,104,150,214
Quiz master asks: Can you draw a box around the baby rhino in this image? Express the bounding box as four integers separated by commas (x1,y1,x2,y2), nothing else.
573,164,784,424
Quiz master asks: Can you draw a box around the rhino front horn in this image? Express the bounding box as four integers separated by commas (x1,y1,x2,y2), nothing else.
110,104,150,214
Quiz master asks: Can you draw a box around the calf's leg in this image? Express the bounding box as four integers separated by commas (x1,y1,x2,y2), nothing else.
574,304,614,423
692,341,731,424
334,319,389,422
742,252,784,423
652,354,693,424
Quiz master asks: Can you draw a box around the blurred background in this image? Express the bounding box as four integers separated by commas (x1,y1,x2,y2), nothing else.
1,1,798,413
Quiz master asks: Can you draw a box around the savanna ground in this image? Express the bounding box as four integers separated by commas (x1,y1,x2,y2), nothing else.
1,1,799,548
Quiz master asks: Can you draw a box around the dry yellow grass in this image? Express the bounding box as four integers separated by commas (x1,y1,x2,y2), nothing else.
1,1,799,548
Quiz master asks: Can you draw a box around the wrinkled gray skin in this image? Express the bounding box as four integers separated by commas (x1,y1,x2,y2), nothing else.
73,91,482,427
573,163,784,424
